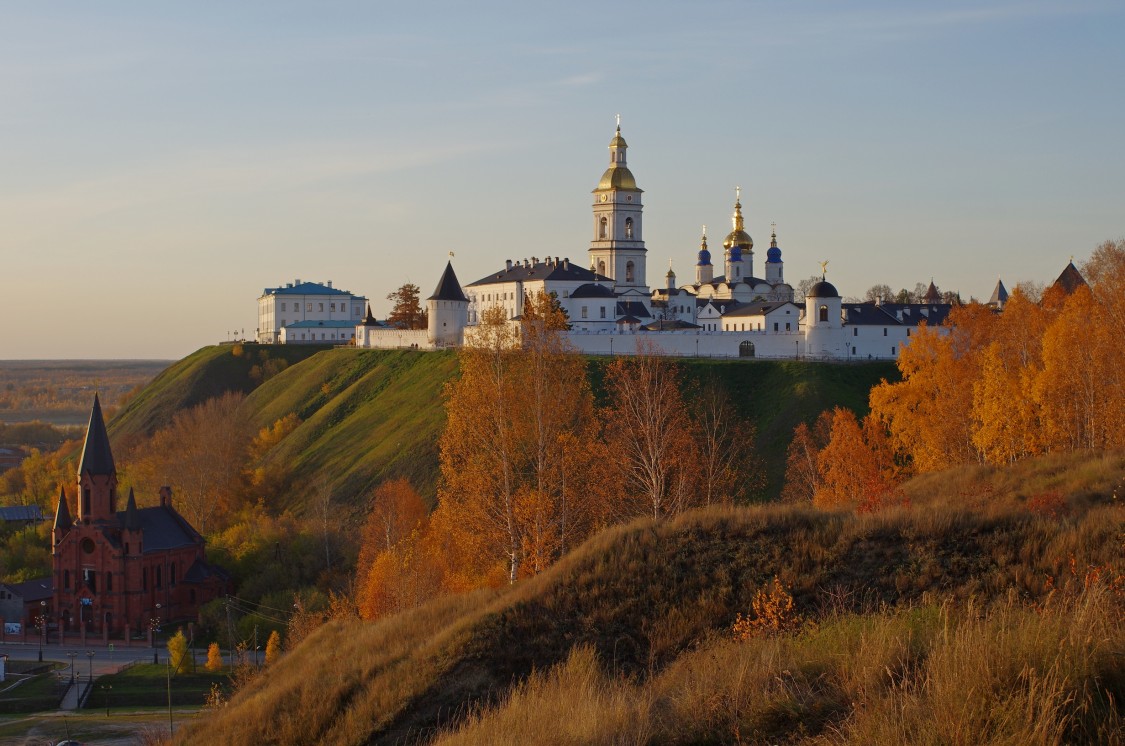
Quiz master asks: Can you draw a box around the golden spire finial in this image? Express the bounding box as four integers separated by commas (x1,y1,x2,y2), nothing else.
819,260,829,278
702,223,707,237
615,113,621,130
732,187,744,231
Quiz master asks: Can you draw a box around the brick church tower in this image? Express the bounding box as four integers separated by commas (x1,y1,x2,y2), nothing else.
52,395,228,636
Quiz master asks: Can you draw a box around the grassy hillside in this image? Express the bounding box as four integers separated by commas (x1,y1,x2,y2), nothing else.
108,344,326,446
246,349,458,510
106,345,894,511
180,450,1125,746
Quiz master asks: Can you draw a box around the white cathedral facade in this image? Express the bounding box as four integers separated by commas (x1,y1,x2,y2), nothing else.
355,125,951,360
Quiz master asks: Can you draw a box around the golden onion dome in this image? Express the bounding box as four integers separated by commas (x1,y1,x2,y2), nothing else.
723,229,753,250
597,165,638,191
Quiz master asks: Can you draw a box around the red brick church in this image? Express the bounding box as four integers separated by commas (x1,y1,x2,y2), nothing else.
51,395,228,636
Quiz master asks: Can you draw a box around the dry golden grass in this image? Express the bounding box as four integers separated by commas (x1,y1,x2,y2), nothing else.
181,450,1124,745
437,587,1123,745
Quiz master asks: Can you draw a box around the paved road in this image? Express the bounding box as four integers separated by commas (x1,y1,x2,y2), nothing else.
0,641,221,669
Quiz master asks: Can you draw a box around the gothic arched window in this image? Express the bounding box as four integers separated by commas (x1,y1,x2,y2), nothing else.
819,305,829,322
598,260,606,276
626,261,635,283
599,217,608,239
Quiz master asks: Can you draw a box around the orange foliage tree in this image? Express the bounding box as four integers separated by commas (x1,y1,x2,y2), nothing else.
355,479,434,620
814,408,900,510
971,288,1050,465
781,411,833,503
124,391,251,535
436,298,598,585
869,303,996,473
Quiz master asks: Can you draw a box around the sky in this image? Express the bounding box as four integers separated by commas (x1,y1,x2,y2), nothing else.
2,1,1123,359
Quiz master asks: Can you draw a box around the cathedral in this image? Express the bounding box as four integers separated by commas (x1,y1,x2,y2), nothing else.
355,123,953,360
50,395,228,637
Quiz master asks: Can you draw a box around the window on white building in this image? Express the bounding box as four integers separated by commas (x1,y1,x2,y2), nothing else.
319,303,324,312
581,306,588,319
307,303,312,312
281,302,286,311
600,307,606,319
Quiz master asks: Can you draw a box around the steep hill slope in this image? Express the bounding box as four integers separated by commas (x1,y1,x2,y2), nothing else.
108,344,326,446
245,348,458,510
105,345,896,511
180,452,1125,745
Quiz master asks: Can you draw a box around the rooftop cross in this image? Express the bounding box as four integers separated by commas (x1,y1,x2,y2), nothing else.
615,113,621,129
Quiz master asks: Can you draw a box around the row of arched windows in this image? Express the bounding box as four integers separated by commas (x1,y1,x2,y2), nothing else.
597,217,635,239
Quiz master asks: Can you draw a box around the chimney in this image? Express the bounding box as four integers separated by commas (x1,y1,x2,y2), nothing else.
327,280,333,289
505,259,513,270
296,278,302,285
159,486,172,507
563,258,570,270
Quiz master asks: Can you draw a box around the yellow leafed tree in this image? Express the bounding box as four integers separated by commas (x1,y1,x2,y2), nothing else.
264,630,282,665
205,642,223,672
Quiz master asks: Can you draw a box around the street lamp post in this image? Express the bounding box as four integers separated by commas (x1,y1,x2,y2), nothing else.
86,650,95,684
36,600,46,662
66,652,77,686
151,603,162,664
102,683,112,717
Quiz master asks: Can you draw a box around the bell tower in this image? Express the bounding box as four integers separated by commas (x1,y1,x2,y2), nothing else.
588,118,647,291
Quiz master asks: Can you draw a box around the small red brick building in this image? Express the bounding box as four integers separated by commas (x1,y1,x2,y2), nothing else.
51,395,228,636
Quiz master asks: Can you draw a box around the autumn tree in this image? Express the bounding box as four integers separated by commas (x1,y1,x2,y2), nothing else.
780,410,833,503
600,342,699,521
436,297,599,586
386,283,428,330
815,409,900,510
1035,286,1120,451
869,303,996,473
356,478,428,580
515,292,595,568
970,288,1050,465
125,391,251,535
694,379,762,505
167,629,189,673
264,630,282,665
205,642,223,672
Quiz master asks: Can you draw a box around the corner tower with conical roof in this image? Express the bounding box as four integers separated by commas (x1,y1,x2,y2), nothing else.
77,393,118,522
428,261,469,346
588,120,647,291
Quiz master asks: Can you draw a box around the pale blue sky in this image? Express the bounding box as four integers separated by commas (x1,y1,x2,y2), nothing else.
2,1,1122,358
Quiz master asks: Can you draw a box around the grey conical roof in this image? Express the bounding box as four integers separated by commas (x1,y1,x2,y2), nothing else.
428,261,469,302
988,278,1009,305
78,393,115,476
1053,262,1087,295
123,487,140,530
53,486,72,532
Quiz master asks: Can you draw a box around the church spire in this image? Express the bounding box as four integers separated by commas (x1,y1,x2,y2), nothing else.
53,486,72,533
78,393,115,477
124,487,140,531
732,186,745,232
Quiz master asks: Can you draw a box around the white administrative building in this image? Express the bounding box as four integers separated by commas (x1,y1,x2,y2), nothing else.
257,280,367,344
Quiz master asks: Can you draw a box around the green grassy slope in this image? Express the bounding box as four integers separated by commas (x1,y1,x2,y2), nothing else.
178,451,1125,746
246,349,458,510
108,344,327,446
